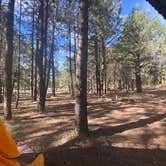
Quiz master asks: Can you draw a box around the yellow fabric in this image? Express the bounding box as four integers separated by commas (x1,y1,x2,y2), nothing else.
27,154,44,166
0,120,20,158
0,119,44,166
0,155,20,166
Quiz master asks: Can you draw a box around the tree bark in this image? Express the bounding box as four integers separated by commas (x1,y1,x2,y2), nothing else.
43,0,48,94
4,0,15,120
50,0,59,97
0,0,3,103
43,0,49,99
46,18,55,97
75,0,89,136
94,38,101,96
101,37,106,94
68,23,74,99
33,12,39,101
73,24,77,75
131,79,134,91
33,28,38,101
31,0,35,100
51,56,56,96
51,22,56,96
37,0,48,112
37,0,45,112
16,0,22,108
159,64,163,84
51,0,59,97
135,54,142,93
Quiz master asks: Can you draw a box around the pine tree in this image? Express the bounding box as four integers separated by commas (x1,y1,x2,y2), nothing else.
4,0,15,120
75,0,89,136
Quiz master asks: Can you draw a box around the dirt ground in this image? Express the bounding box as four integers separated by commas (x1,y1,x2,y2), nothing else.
1,85,166,166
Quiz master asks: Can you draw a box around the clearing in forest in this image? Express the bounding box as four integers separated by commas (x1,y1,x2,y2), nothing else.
0,86,166,166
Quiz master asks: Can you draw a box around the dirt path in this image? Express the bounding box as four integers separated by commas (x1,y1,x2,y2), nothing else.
0,86,166,165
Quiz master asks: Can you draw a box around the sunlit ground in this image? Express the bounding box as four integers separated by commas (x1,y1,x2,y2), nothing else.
0,85,166,165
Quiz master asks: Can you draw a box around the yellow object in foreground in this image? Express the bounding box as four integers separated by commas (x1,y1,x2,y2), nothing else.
0,120,20,159
27,154,44,166
0,119,44,166
0,155,20,166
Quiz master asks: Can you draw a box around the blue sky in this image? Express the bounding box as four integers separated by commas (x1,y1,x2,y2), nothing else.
57,0,166,68
121,0,166,24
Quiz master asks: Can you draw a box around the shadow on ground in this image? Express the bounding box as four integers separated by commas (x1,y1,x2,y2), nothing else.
1,87,166,165
19,136,166,166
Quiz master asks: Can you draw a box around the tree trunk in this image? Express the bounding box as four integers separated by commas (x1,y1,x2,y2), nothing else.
135,54,142,93
16,0,22,108
131,79,134,91
51,23,56,97
4,0,15,120
34,35,38,101
118,79,122,90
0,0,3,103
31,0,35,100
0,78,2,103
73,25,77,75
37,0,45,112
33,16,39,101
43,0,48,94
135,73,142,92
101,37,106,94
98,47,102,96
94,38,101,97
113,63,117,90
46,17,55,97
159,64,163,84
51,0,59,97
68,23,74,99
37,0,49,112
75,0,88,136
90,73,93,94
104,47,107,94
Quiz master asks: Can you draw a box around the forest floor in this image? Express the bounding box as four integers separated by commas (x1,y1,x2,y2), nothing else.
1,85,166,166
